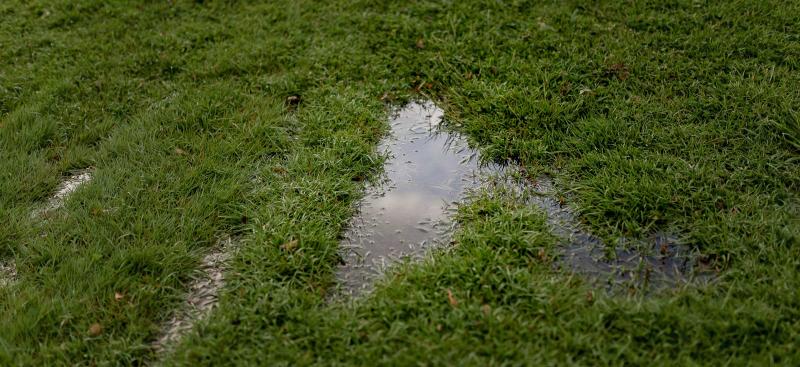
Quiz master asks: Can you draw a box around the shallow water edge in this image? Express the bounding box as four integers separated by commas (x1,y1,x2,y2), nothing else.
335,100,712,298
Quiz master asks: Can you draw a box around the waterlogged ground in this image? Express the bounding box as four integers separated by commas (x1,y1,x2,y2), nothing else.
1,1,798,365
338,102,709,296
336,102,491,296
528,177,714,290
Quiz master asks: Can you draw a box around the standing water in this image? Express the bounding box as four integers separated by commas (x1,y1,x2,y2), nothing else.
335,101,709,297
335,101,495,296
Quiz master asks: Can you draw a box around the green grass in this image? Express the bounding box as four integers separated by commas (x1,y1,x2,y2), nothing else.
1,0,798,365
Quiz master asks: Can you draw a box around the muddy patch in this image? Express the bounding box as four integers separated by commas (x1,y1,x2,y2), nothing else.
336,101,498,296
35,169,94,216
153,236,237,354
0,260,16,287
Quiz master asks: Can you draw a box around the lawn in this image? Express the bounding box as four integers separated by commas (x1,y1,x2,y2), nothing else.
1,0,798,365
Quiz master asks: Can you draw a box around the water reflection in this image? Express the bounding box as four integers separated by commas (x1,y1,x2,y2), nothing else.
335,101,711,298
527,177,712,290
335,102,496,296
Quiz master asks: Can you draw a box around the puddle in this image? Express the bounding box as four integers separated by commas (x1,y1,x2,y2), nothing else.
153,236,236,354
336,100,710,297
527,177,712,290
34,169,94,216
0,260,16,287
335,101,498,296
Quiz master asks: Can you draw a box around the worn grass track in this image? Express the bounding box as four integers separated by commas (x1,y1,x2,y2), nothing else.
1,0,798,365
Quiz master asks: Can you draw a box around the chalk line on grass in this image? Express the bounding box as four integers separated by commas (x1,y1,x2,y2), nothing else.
0,260,17,287
34,169,94,217
153,236,237,354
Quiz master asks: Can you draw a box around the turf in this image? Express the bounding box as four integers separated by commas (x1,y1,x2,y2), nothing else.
0,0,798,365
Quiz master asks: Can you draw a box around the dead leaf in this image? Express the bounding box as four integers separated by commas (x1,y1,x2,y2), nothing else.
415,38,425,49
608,63,630,80
436,324,443,332
586,291,594,304
281,239,298,252
174,147,187,156
447,289,458,307
114,292,124,301
481,304,491,316
285,95,301,107
88,323,103,337
559,81,572,96
537,248,547,261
